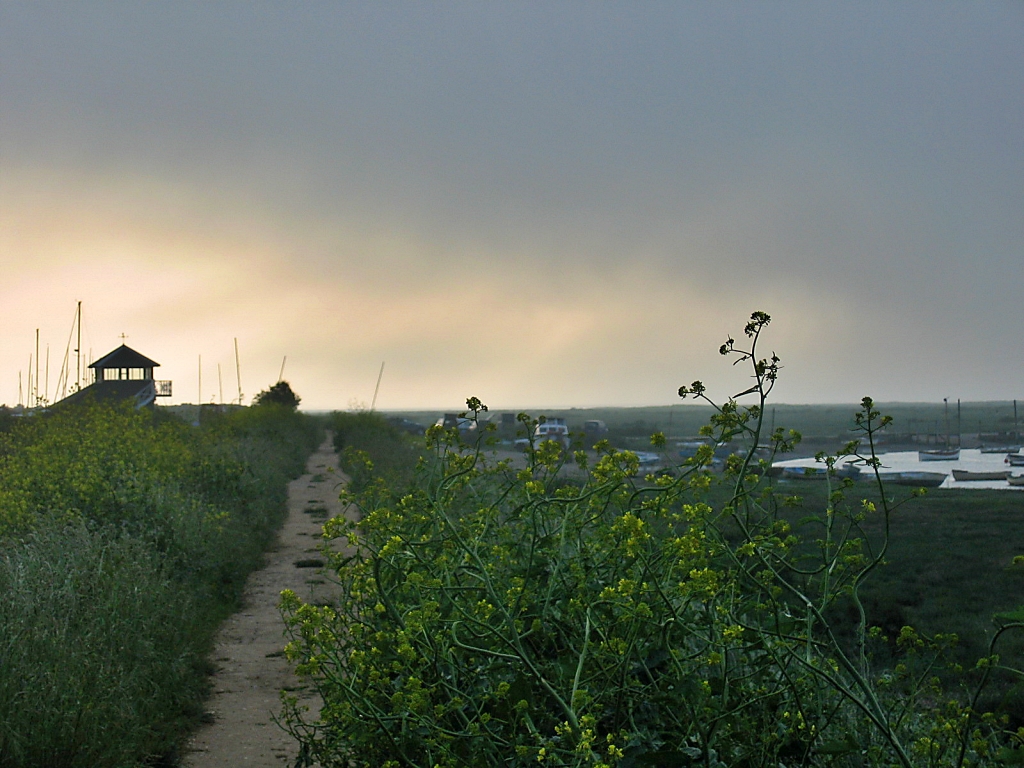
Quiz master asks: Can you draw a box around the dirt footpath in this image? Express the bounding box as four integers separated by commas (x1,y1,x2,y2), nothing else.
184,435,347,767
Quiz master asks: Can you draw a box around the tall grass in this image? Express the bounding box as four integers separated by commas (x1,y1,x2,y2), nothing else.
329,411,421,495
0,401,322,767
0,524,195,766
699,475,1024,723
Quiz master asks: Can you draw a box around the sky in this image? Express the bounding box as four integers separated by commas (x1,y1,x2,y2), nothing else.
1,2,1022,411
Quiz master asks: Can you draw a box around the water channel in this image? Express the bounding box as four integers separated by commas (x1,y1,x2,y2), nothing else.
773,448,1024,491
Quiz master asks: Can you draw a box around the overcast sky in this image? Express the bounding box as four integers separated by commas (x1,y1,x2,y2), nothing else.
1,2,1021,411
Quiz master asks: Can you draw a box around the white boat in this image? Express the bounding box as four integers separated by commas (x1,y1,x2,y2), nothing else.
1008,475,1024,487
781,463,862,480
1006,454,1024,467
919,399,959,462
782,466,827,480
952,469,1010,482
634,451,662,467
877,471,947,488
626,450,666,477
918,447,960,462
980,445,1021,454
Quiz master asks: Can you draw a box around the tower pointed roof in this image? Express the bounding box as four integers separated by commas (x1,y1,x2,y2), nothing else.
89,344,160,370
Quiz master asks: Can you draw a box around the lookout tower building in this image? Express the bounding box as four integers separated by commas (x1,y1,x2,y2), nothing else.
60,344,172,408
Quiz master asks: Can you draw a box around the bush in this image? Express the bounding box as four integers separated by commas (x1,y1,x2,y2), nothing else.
329,411,422,495
0,524,195,766
0,400,322,766
252,380,302,410
283,313,1024,767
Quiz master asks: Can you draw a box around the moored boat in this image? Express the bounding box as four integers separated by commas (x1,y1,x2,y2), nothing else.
919,398,960,462
918,447,960,462
1007,454,1024,467
781,466,827,480
877,471,947,488
634,451,661,467
952,469,1010,482
980,445,1021,454
780,463,862,481
1008,474,1024,487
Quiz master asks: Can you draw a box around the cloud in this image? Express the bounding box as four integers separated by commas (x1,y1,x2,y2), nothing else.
1,168,856,409
1,4,1021,408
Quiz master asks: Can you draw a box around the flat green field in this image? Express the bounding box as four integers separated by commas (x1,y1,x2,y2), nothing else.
763,481,1024,717
385,401,1022,461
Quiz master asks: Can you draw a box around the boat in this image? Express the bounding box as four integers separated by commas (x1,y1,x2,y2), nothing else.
1007,454,1024,467
781,463,862,481
634,451,662,467
980,445,1021,454
919,398,960,461
1008,475,1024,487
918,447,961,461
782,466,827,480
677,440,732,466
627,450,666,477
877,471,947,488
952,469,1010,482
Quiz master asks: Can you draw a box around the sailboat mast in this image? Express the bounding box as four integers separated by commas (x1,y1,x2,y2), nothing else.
957,399,961,447
57,303,76,400
218,364,223,405
371,361,385,412
75,301,82,392
35,329,40,408
943,398,950,449
234,338,243,405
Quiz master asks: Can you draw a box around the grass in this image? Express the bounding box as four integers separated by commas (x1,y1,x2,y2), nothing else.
0,402,324,767
761,480,1024,720
387,401,1023,455
768,485,1024,650
330,411,422,494
0,524,199,767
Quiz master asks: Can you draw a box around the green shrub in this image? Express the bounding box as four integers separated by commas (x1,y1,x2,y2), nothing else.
330,411,421,495
283,313,1024,767
252,380,302,409
0,400,322,766
0,523,195,766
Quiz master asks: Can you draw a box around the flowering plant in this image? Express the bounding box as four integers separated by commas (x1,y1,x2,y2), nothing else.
284,313,1023,767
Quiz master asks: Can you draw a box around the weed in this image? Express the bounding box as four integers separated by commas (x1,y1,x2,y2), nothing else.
0,400,323,766
284,312,1024,768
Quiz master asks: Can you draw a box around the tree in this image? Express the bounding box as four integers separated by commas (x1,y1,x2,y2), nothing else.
252,380,300,410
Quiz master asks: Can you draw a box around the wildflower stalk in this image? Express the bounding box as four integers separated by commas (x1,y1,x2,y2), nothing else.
283,311,1020,767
